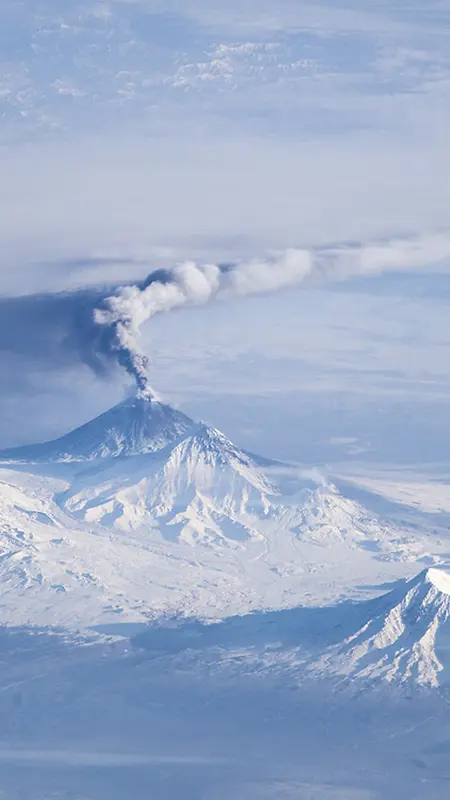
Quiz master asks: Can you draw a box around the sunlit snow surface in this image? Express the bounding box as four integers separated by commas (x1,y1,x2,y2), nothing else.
2,396,450,798
0,394,449,635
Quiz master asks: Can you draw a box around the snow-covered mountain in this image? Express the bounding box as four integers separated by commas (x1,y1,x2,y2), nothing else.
0,392,448,661
313,567,450,688
21,397,429,557
58,420,287,543
0,394,194,463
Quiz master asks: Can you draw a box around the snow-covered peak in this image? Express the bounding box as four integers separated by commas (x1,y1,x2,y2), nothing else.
318,567,450,688
0,394,194,464
381,567,450,626
425,567,450,596
58,416,279,542
169,422,271,473
188,423,244,461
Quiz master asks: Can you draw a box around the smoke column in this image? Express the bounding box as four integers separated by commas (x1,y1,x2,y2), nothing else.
3,232,448,397
93,249,313,395
92,231,450,395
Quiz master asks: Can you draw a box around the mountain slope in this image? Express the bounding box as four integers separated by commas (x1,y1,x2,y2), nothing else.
0,393,448,636
56,416,417,555
314,568,450,687
163,567,450,691
0,395,194,464
58,422,292,544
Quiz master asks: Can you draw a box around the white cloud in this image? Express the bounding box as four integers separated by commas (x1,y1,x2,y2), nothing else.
0,0,450,295
1,0,449,143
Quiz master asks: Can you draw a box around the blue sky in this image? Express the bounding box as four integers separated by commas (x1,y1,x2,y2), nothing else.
1,0,450,461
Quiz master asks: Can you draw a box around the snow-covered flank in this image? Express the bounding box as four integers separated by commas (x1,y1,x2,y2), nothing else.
56,420,427,560
0,394,448,636
0,395,194,463
315,568,450,688
58,422,287,544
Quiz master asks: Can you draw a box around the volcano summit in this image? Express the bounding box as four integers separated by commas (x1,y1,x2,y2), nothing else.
0,393,194,464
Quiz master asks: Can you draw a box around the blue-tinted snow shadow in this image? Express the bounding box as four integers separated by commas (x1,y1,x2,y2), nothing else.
0,624,446,799
131,596,384,659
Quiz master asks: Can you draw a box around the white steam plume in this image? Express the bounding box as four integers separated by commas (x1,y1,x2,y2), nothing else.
94,232,450,395
94,249,312,394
